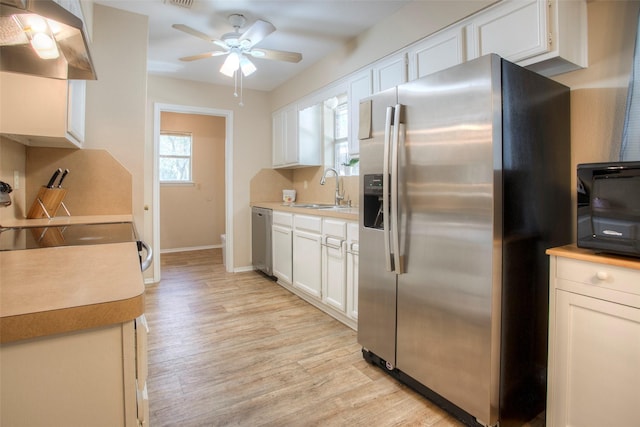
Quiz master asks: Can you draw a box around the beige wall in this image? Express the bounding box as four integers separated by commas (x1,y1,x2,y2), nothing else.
84,4,148,232
0,137,26,223
146,76,271,270
159,112,225,250
25,147,132,216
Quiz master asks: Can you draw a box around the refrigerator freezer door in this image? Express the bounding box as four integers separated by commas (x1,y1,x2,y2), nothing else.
395,54,501,425
357,87,399,366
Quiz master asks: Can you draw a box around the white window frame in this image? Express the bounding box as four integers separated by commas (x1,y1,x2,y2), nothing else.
159,131,193,184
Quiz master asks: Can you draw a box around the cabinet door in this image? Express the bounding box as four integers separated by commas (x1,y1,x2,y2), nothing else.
466,0,548,63
283,105,298,164
272,110,285,166
407,27,465,81
549,289,640,427
348,69,372,157
272,224,292,284
272,105,297,167
67,79,86,144
292,230,322,298
322,238,346,312
372,53,407,94
297,103,322,166
347,242,359,320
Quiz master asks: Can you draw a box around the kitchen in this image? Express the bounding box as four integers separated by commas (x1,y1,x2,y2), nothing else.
1,0,640,426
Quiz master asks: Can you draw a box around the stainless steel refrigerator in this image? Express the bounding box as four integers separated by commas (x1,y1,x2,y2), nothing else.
357,54,571,427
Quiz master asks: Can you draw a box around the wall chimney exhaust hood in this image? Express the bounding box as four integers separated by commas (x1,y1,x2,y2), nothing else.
0,0,96,80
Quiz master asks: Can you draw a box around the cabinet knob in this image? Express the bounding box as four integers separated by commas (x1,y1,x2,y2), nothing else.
596,271,609,281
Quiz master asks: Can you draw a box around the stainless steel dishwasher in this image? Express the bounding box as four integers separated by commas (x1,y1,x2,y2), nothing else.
251,206,273,276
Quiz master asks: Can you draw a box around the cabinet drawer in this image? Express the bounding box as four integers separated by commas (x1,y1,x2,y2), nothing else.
323,218,347,239
273,211,293,227
556,257,640,297
294,214,322,233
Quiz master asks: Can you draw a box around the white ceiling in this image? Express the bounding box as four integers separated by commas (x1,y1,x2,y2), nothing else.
96,0,495,92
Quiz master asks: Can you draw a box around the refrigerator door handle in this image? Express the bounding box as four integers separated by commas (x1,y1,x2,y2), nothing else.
391,104,403,274
383,105,394,272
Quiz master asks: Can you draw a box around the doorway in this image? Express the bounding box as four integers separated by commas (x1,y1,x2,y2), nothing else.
153,103,234,282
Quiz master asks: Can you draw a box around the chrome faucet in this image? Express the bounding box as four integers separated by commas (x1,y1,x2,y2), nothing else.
320,168,344,206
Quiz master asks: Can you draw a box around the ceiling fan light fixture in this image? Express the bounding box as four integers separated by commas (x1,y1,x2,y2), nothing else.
240,56,256,76
220,50,240,77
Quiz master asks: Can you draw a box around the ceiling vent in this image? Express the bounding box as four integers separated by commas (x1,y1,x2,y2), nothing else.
166,0,193,8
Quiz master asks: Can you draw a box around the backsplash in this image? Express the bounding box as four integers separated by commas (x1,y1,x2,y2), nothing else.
250,166,359,206
0,138,132,224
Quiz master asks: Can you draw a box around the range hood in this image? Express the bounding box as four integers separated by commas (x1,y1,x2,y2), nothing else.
0,0,96,80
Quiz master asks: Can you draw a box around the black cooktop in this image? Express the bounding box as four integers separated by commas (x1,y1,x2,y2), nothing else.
0,222,138,251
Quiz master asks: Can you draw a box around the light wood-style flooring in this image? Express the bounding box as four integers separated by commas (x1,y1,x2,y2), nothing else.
147,249,546,427
146,249,465,426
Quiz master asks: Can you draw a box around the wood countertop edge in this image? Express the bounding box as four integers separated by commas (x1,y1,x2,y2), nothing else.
0,293,145,344
546,244,640,270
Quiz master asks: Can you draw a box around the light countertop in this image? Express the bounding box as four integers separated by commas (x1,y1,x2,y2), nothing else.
252,202,358,221
1,214,134,229
1,214,145,344
547,244,640,270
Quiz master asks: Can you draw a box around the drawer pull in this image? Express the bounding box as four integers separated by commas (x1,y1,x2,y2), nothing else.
596,271,609,281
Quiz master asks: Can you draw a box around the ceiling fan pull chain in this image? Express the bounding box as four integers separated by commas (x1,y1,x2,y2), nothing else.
239,71,244,107
233,70,238,97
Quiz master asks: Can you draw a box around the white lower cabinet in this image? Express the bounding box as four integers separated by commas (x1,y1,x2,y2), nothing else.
272,211,293,285
546,249,640,427
293,214,323,298
322,218,348,312
0,315,148,427
271,210,358,329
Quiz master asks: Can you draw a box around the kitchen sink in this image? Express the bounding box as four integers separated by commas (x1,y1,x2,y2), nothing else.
289,203,353,211
289,203,337,208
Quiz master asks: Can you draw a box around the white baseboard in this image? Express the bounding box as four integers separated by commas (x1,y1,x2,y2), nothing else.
160,244,221,254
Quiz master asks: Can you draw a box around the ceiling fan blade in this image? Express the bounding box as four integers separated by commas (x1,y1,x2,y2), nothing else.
250,49,302,63
239,19,275,47
179,51,228,62
172,24,219,44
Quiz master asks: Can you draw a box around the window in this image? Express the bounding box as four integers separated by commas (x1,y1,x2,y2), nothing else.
324,94,358,176
159,132,192,183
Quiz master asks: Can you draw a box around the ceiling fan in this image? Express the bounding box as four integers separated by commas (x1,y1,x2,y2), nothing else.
172,14,303,78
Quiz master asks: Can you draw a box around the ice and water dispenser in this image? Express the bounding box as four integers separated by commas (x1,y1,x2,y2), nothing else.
363,174,386,230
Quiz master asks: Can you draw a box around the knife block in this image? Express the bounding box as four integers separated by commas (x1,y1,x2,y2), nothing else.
26,187,70,219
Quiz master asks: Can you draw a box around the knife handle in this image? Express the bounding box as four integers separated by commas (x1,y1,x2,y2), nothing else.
57,169,69,188
46,168,62,188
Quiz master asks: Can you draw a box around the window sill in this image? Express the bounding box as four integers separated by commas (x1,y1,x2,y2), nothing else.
160,181,195,187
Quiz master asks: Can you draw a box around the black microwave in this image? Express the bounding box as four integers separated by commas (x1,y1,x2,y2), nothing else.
577,161,640,257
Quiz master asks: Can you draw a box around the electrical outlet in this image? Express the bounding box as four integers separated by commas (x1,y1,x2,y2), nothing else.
13,171,19,190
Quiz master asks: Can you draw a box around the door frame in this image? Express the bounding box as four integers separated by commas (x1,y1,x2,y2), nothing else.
152,103,234,280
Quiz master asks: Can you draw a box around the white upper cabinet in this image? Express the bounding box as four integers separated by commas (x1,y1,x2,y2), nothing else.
0,73,86,148
408,27,466,81
465,0,587,76
519,0,588,76
466,0,548,63
372,53,407,94
347,69,372,157
273,104,314,168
